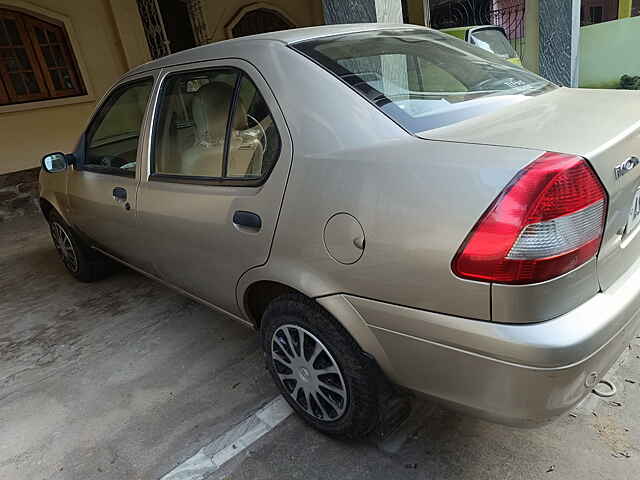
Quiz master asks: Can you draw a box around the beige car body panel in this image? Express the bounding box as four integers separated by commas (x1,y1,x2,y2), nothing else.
419,86,640,317
39,24,640,427
136,59,294,317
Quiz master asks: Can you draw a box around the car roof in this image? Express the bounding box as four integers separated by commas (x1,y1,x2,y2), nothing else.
126,23,429,77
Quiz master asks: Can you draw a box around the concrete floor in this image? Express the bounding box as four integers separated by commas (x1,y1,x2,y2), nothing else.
1,214,638,479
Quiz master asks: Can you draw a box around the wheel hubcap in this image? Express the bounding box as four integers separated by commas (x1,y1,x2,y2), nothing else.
271,324,347,422
50,222,78,273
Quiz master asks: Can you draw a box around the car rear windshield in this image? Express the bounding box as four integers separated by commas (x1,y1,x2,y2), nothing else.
291,29,555,133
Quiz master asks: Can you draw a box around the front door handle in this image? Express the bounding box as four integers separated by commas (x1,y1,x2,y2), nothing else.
112,187,130,210
233,210,262,231
113,187,127,201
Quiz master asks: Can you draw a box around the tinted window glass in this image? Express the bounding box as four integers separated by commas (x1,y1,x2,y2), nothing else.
154,69,280,180
227,75,281,179
293,29,555,132
85,79,153,174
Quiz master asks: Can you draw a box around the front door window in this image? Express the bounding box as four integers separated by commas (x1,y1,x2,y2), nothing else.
84,78,153,175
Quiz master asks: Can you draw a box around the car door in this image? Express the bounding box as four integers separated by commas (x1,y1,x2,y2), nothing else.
137,60,292,316
66,74,155,267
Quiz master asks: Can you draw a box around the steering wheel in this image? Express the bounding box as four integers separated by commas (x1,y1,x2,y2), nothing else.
98,155,126,168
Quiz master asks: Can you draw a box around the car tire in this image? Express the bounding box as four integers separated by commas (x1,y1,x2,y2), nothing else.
261,294,379,438
47,211,116,282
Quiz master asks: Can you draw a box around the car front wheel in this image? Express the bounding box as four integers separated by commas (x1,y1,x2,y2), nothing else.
47,211,115,282
261,294,379,438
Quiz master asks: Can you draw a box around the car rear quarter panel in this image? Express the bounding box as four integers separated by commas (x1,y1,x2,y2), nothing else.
421,87,640,321
236,45,544,321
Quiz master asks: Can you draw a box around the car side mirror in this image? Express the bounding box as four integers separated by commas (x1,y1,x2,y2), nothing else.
42,152,72,173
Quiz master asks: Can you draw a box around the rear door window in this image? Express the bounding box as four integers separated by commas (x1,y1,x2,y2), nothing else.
154,69,238,178
152,67,281,183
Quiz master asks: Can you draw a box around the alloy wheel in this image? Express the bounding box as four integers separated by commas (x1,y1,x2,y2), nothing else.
271,324,348,422
50,222,79,273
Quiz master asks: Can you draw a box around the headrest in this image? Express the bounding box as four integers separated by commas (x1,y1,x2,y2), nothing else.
192,81,247,145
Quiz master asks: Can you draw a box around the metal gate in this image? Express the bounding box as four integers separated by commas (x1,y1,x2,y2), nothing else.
136,0,170,59
185,0,210,46
429,0,526,61
136,0,210,59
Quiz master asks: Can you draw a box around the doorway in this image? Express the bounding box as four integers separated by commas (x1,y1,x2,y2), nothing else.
226,6,295,39
157,0,196,53
137,0,209,59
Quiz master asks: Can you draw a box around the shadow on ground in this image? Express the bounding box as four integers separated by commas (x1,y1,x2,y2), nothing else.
1,214,638,480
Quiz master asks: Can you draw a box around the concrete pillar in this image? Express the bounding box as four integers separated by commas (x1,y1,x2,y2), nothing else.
538,0,581,87
109,0,151,69
523,0,540,73
322,0,407,92
322,0,403,24
422,0,431,26
619,0,633,18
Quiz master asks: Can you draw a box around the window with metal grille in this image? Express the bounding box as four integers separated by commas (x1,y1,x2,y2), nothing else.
0,8,85,106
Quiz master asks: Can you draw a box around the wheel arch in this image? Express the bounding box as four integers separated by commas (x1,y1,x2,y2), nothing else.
239,275,397,380
39,197,56,220
39,196,72,226
242,280,301,329
39,197,89,249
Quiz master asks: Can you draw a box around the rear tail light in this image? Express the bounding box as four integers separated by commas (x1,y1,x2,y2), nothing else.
452,152,607,285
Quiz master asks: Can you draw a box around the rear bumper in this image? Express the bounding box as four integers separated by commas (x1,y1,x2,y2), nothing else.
317,258,640,426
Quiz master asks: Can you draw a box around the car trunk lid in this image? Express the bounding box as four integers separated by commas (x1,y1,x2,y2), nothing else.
418,87,640,290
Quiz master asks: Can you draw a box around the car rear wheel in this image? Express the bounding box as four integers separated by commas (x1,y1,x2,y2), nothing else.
47,211,116,282
261,294,379,438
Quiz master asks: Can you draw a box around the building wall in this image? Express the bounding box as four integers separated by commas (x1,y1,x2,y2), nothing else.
579,15,640,88
205,0,324,41
580,0,619,25
2,0,426,177
405,0,427,24
205,0,428,40
0,0,149,175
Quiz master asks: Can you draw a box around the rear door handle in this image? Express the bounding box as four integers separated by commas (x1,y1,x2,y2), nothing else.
233,210,262,231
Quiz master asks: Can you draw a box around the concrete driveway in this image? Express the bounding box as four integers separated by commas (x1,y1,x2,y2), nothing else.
1,214,638,479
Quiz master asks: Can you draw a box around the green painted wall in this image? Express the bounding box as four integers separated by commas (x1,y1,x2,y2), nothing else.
440,27,468,39
579,16,640,88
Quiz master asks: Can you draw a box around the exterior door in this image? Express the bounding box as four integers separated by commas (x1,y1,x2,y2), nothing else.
67,75,155,267
230,8,294,38
138,60,292,316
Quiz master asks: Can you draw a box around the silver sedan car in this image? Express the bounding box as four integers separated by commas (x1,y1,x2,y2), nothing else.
39,24,640,438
